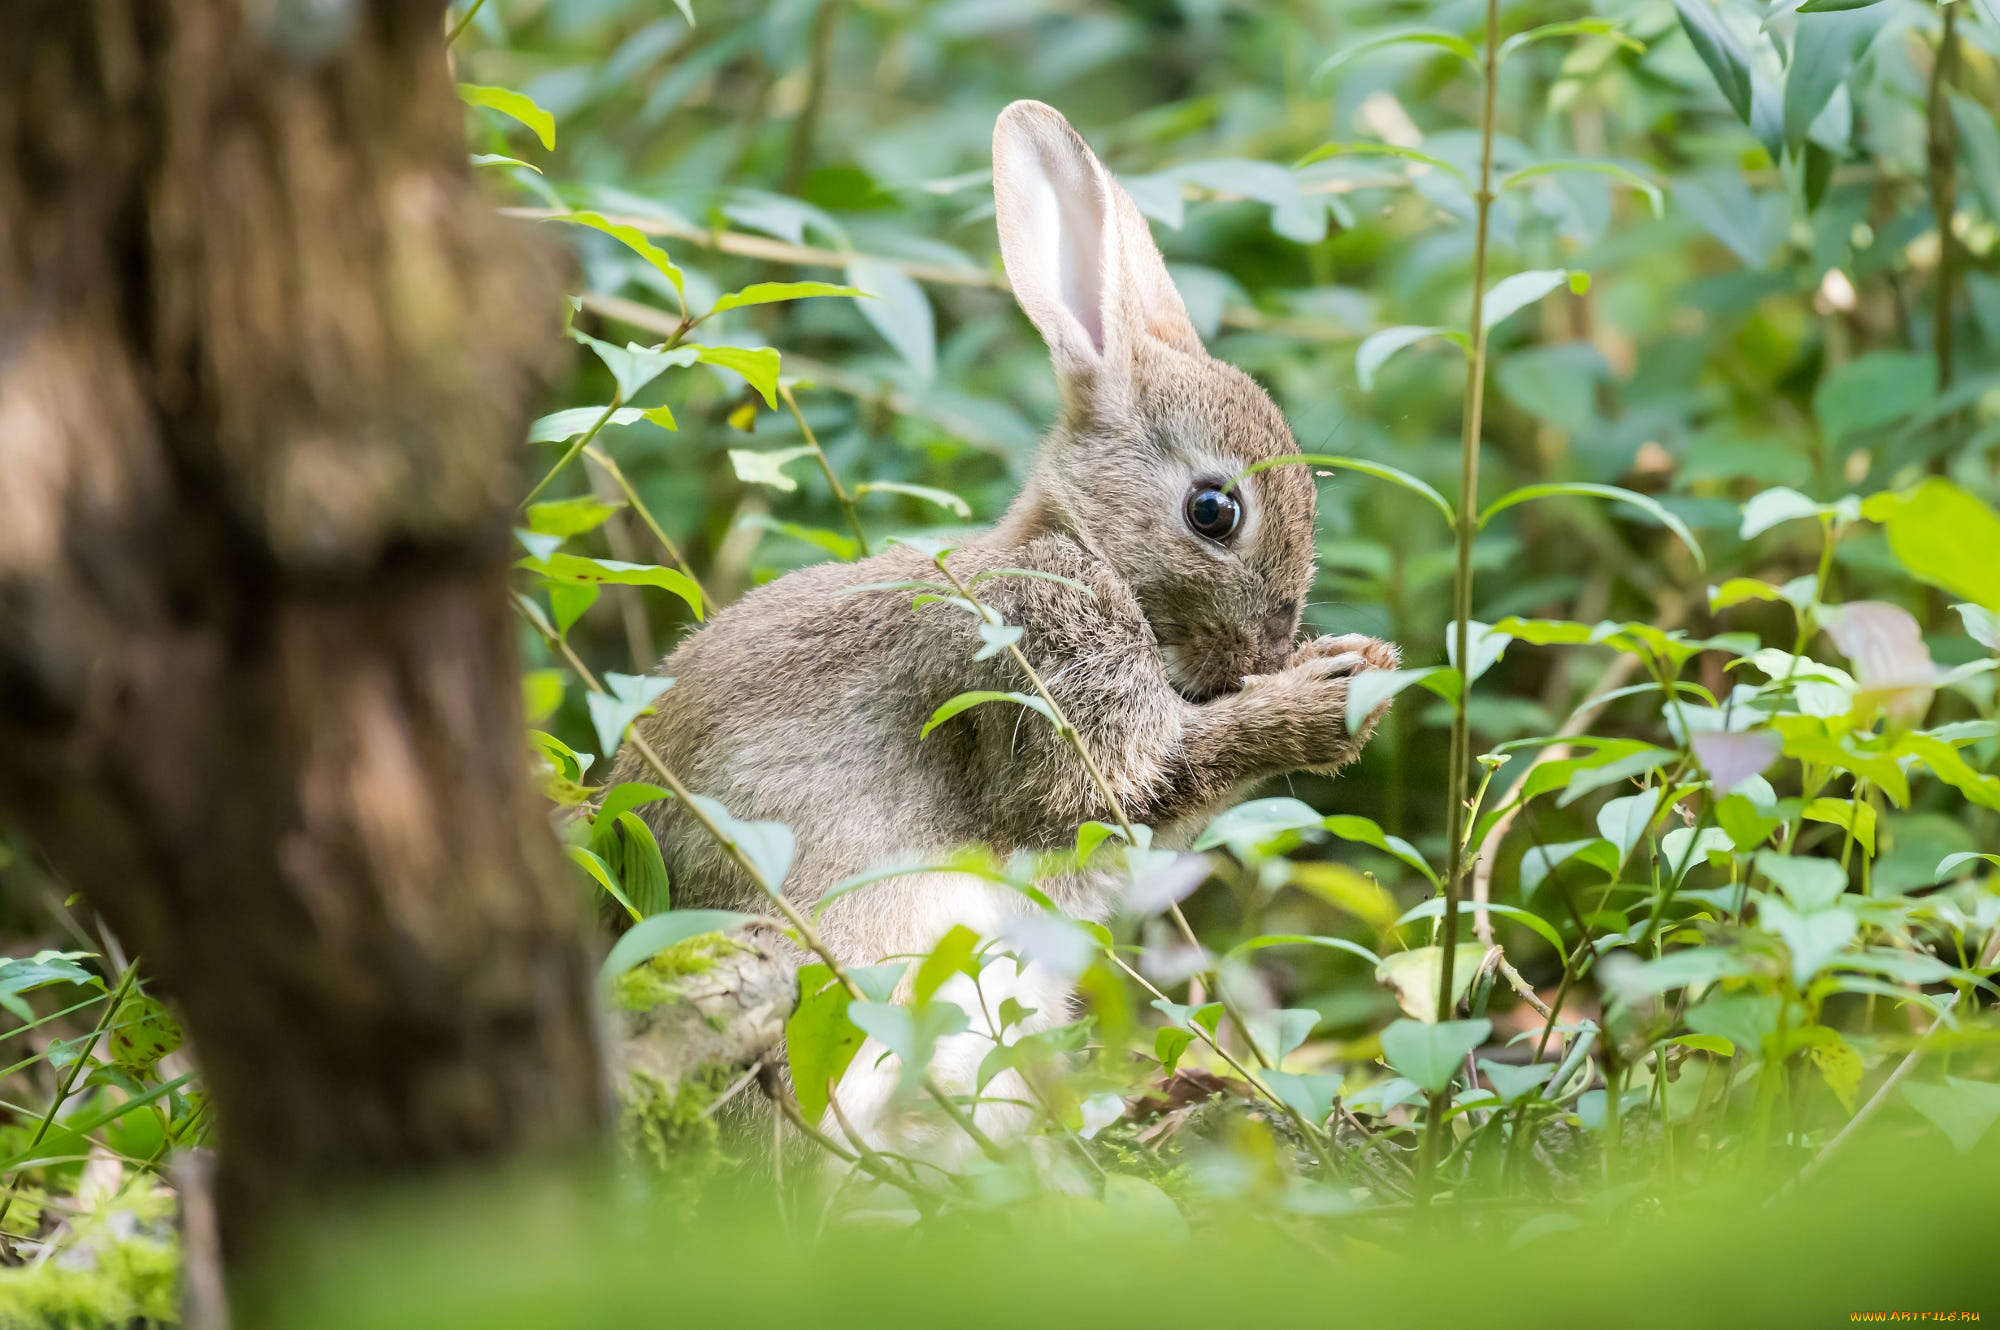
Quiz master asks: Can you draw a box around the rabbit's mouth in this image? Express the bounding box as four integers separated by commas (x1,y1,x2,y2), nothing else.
1161,639,1266,702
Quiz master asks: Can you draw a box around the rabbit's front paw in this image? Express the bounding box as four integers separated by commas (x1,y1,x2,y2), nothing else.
1284,634,1401,766
1287,633,1401,677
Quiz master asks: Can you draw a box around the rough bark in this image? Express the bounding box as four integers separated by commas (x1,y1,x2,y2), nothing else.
0,0,603,1271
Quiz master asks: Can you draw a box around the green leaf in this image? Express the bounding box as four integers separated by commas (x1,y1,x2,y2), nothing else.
973,621,1023,661
1194,796,1323,852
1500,162,1662,217
1324,814,1439,886
1671,0,1755,123
570,845,637,921
599,910,755,986
1478,482,1704,570
526,497,623,538
599,812,672,917
1903,1078,2000,1152
1396,898,1564,953
0,952,98,1021
1481,269,1585,334
556,212,684,302
1259,1070,1344,1126
1755,849,1847,911
696,344,782,408
1226,933,1382,967
847,257,936,380
1815,351,1938,441
707,282,866,316
1802,798,1876,857
1380,1017,1491,1092
787,965,866,1123
1354,326,1465,392
739,514,859,562
585,671,674,758
921,691,1058,739
470,153,543,174
1499,19,1645,60
105,992,181,1072
913,925,983,1005
1898,733,2000,812
1294,142,1469,185
854,481,972,517
1956,603,2000,651
528,406,647,444
1241,453,1456,527
525,552,704,620
1596,789,1661,858
1758,899,1859,987
1949,91,2000,224
1739,486,1855,539
570,330,698,401
1795,0,1885,9
688,794,795,891
598,782,672,825
1313,29,1479,84
456,83,555,149
848,999,970,1089
1784,6,1890,152
1862,480,2000,611
1938,852,2000,881
1344,666,1461,736
1477,1059,1557,1106
1247,1008,1322,1066
1520,838,1618,894
729,446,816,493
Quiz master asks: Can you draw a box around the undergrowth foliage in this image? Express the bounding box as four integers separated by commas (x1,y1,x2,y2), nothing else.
492,0,2000,1224
3,0,2000,1310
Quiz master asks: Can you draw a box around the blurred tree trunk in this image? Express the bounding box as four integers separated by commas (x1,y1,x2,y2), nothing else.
0,0,603,1278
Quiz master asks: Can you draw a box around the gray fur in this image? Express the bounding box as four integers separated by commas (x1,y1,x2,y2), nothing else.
614,101,1398,1047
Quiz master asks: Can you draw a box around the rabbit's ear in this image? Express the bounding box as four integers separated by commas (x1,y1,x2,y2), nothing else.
992,100,1201,389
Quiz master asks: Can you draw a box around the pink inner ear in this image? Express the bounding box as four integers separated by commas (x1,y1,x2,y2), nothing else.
1054,178,1106,356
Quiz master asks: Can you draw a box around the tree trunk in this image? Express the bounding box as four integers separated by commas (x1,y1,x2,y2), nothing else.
0,0,604,1276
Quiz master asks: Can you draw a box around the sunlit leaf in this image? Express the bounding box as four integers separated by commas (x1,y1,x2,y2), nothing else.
1862,481,2000,611
696,344,782,407
1481,270,1587,334
556,211,684,301
707,281,866,316
457,83,555,149
729,445,816,493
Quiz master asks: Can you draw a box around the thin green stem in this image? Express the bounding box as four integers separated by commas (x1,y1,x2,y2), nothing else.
779,382,870,558
1421,0,1503,1194
0,963,141,1252
445,0,488,46
522,395,622,510
1926,0,1961,400
582,443,717,616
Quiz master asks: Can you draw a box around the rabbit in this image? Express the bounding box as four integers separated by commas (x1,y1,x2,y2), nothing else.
613,99,1400,1159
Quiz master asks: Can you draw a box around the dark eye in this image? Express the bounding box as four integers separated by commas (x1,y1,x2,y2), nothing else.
1184,486,1243,542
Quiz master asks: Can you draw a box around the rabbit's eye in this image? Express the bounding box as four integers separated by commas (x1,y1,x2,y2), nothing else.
1184,486,1243,542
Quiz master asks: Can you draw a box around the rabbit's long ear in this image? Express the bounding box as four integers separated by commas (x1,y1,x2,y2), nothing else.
992,100,1201,391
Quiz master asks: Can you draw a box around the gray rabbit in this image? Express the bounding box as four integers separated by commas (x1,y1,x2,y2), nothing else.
615,101,1399,1151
